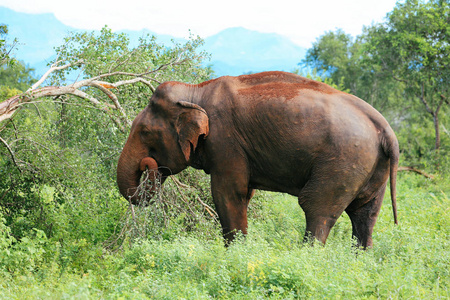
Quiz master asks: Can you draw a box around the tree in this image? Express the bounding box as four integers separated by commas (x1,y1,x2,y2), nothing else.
0,24,27,100
0,61,36,92
0,24,18,66
301,29,404,113
363,0,449,150
0,26,213,238
0,27,212,128
301,29,358,91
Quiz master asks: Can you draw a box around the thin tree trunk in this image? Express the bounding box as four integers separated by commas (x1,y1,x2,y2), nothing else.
433,113,440,150
417,87,445,151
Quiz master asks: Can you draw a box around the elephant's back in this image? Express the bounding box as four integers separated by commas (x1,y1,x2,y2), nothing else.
206,71,391,163
234,71,342,102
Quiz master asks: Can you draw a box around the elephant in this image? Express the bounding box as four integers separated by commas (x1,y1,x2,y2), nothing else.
117,71,399,248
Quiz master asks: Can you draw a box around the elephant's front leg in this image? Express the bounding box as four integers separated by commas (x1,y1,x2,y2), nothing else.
210,169,253,245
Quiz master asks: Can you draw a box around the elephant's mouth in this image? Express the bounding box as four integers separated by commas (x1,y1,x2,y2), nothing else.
117,156,164,206
140,157,158,172
131,157,162,205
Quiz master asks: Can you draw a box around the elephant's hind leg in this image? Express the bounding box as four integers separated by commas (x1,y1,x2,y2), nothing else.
346,183,387,249
298,178,356,245
302,211,340,245
346,157,390,249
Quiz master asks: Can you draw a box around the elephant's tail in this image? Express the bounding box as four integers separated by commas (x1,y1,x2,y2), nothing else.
383,130,399,225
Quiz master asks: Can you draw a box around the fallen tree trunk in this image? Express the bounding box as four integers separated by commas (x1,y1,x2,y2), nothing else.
398,166,434,179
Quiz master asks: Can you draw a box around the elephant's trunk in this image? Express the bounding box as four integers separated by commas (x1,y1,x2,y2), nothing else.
117,134,161,205
117,148,144,205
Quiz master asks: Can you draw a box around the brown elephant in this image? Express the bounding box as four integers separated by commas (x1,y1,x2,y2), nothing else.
117,71,399,248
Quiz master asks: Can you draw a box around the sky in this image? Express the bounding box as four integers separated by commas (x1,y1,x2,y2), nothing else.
0,0,398,48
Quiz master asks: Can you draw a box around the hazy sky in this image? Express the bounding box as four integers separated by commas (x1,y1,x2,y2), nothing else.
0,0,398,47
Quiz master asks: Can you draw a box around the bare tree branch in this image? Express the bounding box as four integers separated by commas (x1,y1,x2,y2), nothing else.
1,67,162,125
0,135,20,170
109,45,144,73
392,75,409,84
418,82,434,115
0,86,62,123
113,78,156,92
146,56,188,74
88,81,130,126
0,41,206,131
30,59,84,90
170,176,219,222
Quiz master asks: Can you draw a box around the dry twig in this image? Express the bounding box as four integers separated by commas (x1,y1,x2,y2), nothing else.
104,170,218,252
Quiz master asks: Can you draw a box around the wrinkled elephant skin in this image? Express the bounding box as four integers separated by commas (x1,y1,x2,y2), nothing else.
117,71,399,248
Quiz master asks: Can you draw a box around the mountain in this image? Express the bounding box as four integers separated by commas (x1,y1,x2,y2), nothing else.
204,27,305,76
0,7,80,75
0,6,305,77
120,29,187,46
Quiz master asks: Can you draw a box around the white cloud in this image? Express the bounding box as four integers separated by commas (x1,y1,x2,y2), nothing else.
0,0,397,47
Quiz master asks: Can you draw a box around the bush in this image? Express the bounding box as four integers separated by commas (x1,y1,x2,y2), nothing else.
0,213,47,275
0,173,448,298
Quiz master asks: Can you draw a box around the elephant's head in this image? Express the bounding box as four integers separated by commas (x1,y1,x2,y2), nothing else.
117,83,209,204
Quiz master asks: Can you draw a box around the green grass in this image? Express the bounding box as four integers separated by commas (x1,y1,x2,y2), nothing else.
0,172,449,299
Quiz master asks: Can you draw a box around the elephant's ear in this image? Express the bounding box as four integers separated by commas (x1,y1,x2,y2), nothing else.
176,101,209,162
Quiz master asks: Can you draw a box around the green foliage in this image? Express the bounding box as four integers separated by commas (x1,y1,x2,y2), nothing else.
301,29,404,113
0,174,448,298
0,85,21,99
0,27,221,298
396,113,450,172
52,26,212,86
292,68,350,93
363,0,449,150
0,61,36,91
365,0,449,89
0,24,18,66
301,29,358,88
0,4,448,297
0,213,47,276
0,26,213,263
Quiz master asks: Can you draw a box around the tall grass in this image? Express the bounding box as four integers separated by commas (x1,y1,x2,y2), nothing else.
0,172,448,299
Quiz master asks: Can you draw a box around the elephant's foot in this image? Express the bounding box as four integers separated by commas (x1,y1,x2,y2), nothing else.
303,215,339,245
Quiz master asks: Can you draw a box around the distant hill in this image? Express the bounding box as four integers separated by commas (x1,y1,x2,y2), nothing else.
0,6,305,78
203,27,305,76
0,7,80,76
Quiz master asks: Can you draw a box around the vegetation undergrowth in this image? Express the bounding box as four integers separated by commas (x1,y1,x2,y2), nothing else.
0,172,448,299
1,1,448,298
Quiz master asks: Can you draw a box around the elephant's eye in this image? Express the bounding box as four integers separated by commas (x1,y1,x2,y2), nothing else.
140,130,151,138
